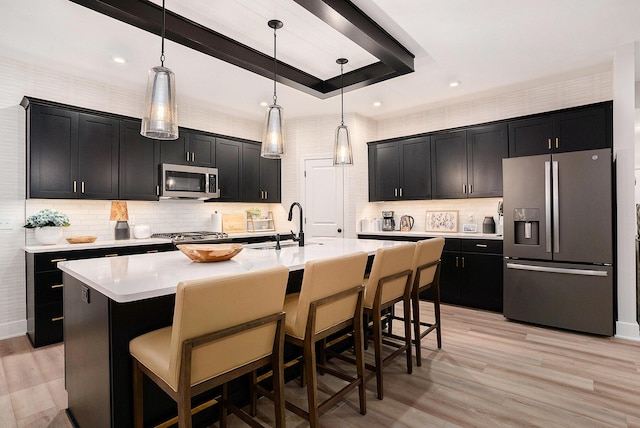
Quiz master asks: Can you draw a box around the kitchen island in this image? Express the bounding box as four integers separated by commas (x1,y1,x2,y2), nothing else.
58,238,405,428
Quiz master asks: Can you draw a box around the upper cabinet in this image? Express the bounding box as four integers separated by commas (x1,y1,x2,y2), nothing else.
242,143,281,203
508,101,612,157
368,136,431,202
431,124,507,199
215,138,242,202
119,119,160,201
26,101,119,199
159,131,215,167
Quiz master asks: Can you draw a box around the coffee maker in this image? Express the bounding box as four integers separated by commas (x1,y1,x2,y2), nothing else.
382,211,395,231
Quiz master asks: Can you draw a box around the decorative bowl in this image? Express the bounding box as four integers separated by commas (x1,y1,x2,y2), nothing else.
177,243,243,262
66,236,97,244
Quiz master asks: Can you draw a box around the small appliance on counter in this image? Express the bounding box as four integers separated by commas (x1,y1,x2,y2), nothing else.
133,224,151,239
382,211,395,231
400,214,414,231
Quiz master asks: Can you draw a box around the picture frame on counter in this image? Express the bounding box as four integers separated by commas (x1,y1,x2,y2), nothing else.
425,210,458,232
463,223,478,233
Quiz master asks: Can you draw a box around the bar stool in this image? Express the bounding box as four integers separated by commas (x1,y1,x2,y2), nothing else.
362,242,416,400
277,251,368,428
129,265,289,428
410,238,445,366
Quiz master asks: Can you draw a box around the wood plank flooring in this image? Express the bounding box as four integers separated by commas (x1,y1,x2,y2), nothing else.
1,303,639,427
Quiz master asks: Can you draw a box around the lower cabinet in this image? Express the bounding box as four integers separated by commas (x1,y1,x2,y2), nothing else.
25,243,175,348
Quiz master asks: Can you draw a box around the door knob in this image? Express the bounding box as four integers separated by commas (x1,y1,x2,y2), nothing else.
337,228,342,233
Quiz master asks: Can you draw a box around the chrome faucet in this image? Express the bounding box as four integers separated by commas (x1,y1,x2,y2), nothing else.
288,202,305,247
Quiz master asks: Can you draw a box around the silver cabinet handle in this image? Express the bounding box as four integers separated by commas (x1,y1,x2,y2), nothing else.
51,284,63,289
394,188,398,197
455,256,459,267
81,181,85,194
476,243,487,248
461,257,465,268
544,161,552,253
186,152,190,162
156,185,160,196
51,316,64,322
191,152,195,162
506,263,608,277
399,187,403,197
50,258,67,263
73,181,77,193
264,191,268,199
548,138,552,150
469,184,472,194
555,137,559,149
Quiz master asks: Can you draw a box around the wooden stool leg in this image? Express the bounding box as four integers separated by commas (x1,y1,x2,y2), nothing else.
132,359,144,428
434,284,442,349
372,311,384,400
177,389,191,428
304,338,320,427
354,316,367,415
220,383,227,428
412,287,423,366
249,370,257,417
272,353,286,428
403,296,413,374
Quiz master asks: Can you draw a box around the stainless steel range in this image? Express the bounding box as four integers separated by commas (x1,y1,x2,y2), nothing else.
151,231,229,244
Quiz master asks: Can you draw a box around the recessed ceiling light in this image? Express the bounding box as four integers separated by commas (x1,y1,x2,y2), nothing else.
449,80,461,87
373,101,382,107
259,101,269,107
112,56,127,64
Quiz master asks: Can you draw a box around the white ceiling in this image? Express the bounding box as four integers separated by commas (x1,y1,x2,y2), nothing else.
2,0,640,121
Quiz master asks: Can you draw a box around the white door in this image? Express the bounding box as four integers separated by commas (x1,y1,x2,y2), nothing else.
304,158,344,239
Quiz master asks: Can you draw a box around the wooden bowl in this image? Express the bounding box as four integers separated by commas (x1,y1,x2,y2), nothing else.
177,243,243,262
66,236,97,244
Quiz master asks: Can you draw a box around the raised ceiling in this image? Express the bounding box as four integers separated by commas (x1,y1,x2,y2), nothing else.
1,0,640,120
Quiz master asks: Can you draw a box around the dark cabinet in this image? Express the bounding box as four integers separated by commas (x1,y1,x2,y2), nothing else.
119,119,160,200
26,102,119,199
242,143,281,202
431,124,507,199
26,243,175,348
435,238,503,312
215,138,242,201
508,101,612,157
159,131,215,167
368,136,431,201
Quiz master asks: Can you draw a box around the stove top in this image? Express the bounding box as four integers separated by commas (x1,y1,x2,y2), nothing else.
151,231,229,243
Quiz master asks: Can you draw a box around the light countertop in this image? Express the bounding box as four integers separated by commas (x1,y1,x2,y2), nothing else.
58,238,406,303
357,231,503,240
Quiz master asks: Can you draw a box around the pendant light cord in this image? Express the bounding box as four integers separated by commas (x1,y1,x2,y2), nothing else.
340,62,344,126
160,0,166,66
272,25,278,105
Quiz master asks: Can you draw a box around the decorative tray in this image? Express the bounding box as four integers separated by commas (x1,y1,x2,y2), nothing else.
177,243,243,262
66,236,97,244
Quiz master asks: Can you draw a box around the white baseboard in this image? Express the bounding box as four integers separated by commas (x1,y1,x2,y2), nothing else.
0,319,27,341
615,321,640,341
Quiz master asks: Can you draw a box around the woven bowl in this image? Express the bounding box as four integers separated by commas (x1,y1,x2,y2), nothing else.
177,243,243,262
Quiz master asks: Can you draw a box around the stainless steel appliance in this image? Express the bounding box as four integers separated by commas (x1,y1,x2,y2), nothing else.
400,215,414,231
502,148,614,335
382,211,395,231
151,231,229,244
160,163,220,199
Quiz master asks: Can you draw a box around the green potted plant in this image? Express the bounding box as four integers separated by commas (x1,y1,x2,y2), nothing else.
25,208,70,245
246,208,261,219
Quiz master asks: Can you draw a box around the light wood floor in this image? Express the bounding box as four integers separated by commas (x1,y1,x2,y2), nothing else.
2,303,640,427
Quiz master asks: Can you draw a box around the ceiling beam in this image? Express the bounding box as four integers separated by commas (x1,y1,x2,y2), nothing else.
68,0,414,99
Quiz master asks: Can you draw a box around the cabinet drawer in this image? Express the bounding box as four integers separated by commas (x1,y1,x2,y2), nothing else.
34,271,64,303
35,301,64,345
443,238,461,252
461,239,502,254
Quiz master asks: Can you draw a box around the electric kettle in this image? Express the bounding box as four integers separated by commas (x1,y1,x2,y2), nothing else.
400,215,414,231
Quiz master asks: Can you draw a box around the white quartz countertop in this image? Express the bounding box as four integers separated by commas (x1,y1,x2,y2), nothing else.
24,238,173,253
357,231,503,240
58,238,406,303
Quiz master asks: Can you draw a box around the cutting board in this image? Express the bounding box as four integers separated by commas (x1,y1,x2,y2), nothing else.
222,214,246,233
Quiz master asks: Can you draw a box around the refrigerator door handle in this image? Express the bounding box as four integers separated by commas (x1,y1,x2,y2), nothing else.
545,161,552,253
506,262,608,277
552,160,560,253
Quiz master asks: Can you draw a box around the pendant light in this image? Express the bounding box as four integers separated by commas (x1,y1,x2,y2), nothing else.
141,0,178,140
261,20,285,159
333,58,353,166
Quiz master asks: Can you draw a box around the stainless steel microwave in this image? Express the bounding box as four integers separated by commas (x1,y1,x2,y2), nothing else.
160,163,220,200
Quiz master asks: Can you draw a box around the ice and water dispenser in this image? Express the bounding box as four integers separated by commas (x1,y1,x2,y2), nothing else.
513,208,540,245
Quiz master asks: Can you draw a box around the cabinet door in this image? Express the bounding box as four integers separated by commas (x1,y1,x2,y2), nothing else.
431,131,467,199
467,124,508,198
159,131,189,165
508,116,553,157
119,119,160,200
438,251,461,305
189,133,215,166
215,138,242,201
28,104,79,198
399,137,431,200
369,142,400,201
260,156,281,202
460,253,503,312
77,113,119,199
241,143,261,202
553,104,610,153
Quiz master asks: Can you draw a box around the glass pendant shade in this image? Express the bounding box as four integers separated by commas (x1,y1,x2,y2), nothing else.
141,65,178,140
333,124,353,165
261,104,285,158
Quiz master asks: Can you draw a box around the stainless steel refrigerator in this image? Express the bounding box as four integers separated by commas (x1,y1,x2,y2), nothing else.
502,148,614,335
